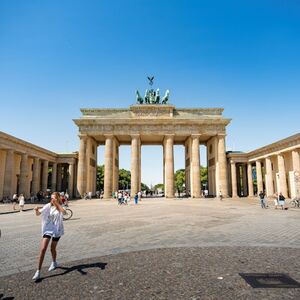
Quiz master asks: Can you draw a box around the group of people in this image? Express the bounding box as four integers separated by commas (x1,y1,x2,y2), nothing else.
115,190,142,205
259,191,286,209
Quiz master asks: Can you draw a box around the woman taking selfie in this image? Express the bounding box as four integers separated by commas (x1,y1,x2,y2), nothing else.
32,192,66,281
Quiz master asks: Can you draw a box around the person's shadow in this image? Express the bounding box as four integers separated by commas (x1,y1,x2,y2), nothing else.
36,262,107,282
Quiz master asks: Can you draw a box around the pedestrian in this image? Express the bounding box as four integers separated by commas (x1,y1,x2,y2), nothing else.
134,193,138,205
219,191,223,201
117,191,123,205
12,193,18,210
278,192,285,210
18,194,25,212
138,190,142,202
32,192,66,281
259,191,266,209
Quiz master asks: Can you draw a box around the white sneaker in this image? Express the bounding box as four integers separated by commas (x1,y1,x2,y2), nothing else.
32,270,40,281
48,261,58,271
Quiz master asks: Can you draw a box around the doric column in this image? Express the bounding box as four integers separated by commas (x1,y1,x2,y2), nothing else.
3,150,15,198
41,160,49,192
191,135,201,198
242,164,248,196
164,135,174,198
57,164,62,192
77,135,87,197
138,140,141,191
112,140,119,193
265,157,274,197
292,150,300,171
131,135,140,197
19,153,29,197
103,135,114,198
68,162,75,198
217,135,228,197
32,157,40,194
230,161,237,197
247,163,254,197
277,153,288,197
51,163,57,191
256,160,263,194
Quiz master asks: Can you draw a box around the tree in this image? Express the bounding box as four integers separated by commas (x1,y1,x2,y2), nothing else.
154,183,164,191
96,165,104,191
200,166,208,189
175,169,185,194
119,168,131,190
141,183,150,191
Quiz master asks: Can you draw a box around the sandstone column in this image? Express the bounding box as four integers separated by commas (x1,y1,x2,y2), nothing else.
3,150,15,198
19,153,29,197
41,160,49,192
112,140,119,193
242,164,248,196
247,163,254,197
164,135,174,198
103,135,114,198
51,162,57,191
191,135,201,198
131,135,140,197
217,135,228,197
68,162,74,198
32,157,40,194
77,135,87,197
292,150,300,171
265,157,274,197
277,153,288,198
230,161,237,197
256,160,263,194
57,164,62,192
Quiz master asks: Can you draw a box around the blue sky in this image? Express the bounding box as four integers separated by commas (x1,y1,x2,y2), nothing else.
0,0,299,185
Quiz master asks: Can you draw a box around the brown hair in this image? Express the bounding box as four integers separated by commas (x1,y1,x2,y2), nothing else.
51,192,62,205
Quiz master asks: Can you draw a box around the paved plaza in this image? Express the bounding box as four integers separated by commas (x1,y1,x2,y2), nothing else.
1,197,300,299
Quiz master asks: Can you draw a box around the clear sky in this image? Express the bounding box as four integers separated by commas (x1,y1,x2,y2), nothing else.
1,0,299,186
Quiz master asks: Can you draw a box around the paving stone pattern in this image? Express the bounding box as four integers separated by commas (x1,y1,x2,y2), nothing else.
0,197,300,299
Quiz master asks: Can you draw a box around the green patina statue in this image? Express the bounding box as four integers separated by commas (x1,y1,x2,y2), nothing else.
136,76,169,105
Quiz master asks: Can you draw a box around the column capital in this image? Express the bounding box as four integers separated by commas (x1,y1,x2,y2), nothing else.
163,134,175,143
217,133,226,138
130,134,140,139
104,134,114,139
230,160,236,165
191,134,201,139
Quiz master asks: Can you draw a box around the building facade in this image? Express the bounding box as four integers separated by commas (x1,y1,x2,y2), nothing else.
1,105,299,200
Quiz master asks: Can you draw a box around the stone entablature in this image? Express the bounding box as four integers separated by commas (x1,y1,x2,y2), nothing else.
247,133,300,161
0,131,57,161
74,105,231,144
0,131,79,199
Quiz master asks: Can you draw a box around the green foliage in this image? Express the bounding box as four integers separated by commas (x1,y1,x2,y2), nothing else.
200,166,208,188
175,169,185,192
141,183,150,191
96,165,104,191
119,168,131,190
154,183,164,191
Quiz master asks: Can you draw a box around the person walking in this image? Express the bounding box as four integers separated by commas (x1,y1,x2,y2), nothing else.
259,191,266,209
219,191,223,201
12,193,18,210
278,192,285,210
134,193,138,205
32,192,66,281
18,194,25,212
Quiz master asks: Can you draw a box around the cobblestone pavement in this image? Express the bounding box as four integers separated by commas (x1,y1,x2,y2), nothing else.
0,197,300,299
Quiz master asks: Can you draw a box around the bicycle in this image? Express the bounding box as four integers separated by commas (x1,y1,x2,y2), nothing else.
62,204,73,220
289,198,300,208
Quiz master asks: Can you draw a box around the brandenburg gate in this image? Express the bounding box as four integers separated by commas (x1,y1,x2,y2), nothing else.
73,104,231,198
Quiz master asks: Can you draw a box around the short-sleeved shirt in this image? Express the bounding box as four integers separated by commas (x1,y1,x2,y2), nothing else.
39,203,64,237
